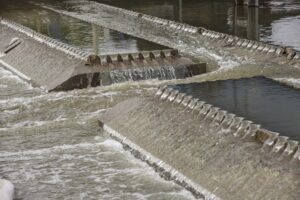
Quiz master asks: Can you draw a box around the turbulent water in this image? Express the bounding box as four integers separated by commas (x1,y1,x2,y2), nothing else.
2,0,300,199
0,66,196,200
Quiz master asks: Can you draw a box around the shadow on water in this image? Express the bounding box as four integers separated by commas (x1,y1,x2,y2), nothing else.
171,76,300,141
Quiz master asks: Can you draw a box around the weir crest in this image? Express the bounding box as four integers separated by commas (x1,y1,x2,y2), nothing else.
0,18,206,91
100,84,300,199
156,85,300,162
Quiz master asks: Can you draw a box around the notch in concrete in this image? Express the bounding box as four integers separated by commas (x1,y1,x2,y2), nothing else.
187,98,199,110
155,86,168,97
117,54,124,62
167,90,179,102
170,49,179,57
221,113,236,129
3,37,22,54
138,53,145,60
282,140,299,157
160,88,174,100
174,93,186,104
262,45,271,53
181,95,193,107
106,55,113,64
272,136,289,154
257,129,279,150
85,54,101,66
149,52,156,60
160,51,166,59
128,54,134,61
213,110,228,125
275,48,284,55
204,107,220,121
293,52,300,60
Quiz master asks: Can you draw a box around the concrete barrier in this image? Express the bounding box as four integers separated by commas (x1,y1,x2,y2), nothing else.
37,2,300,69
99,86,300,199
0,19,206,91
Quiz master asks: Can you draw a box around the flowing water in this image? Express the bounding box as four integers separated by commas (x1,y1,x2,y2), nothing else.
0,65,196,199
2,0,300,199
91,0,300,50
0,0,166,54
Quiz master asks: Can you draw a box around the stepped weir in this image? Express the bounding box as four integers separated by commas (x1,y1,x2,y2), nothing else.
99,83,300,200
2,1,300,199
38,1,300,71
0,19,206,91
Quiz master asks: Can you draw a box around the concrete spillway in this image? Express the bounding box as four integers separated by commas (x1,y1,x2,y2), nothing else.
38,1,300,70
0,19,206,91
99,85,300,200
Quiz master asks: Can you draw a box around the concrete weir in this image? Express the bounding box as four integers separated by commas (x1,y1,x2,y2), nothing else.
99,86,300,200
0,19,206,91
39,1,300,69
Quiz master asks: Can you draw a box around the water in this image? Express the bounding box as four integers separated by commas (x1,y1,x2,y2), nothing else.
0,65,196,200
0,0,166,54
1,0,300,199
91,0,300,50
172,77,300,140
101,88,300,200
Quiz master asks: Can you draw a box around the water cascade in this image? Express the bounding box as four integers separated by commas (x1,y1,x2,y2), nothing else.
0,19,206,91
37,0,300,73
99,85,300,200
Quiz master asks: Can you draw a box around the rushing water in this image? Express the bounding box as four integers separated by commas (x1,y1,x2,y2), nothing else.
1,0,300,199
0,65,196,199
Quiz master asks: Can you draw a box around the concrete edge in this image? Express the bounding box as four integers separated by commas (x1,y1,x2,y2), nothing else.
0,18,89,60
0,18,181,64
99,123,221,200
83,2,300,62
156,85,300,162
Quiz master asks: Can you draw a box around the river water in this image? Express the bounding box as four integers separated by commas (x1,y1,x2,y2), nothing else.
0,66,196,200
1,0,300,199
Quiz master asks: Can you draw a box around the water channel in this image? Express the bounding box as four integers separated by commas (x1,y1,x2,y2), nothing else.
1,0,300,199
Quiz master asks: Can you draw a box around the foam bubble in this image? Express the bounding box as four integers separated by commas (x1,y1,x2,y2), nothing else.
0,179,14,200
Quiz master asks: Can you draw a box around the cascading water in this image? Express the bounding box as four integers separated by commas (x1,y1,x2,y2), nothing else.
2,1,300,199
109,65,180,84
100,85,300,200
0,66,196,200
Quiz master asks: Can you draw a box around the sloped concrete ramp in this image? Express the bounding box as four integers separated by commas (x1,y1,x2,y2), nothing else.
0,19,206,91
99,87,300,200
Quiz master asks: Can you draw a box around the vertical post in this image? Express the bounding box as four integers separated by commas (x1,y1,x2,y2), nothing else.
235,0,259,7
178,0,182,22
247,0,259,7
92,24,99,55
173,0,182,22
247,7,259,40
235,0,244,6
35,14,42,33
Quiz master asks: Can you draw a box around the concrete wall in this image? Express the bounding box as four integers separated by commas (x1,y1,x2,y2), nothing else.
100,86,300,200
0,19,206,91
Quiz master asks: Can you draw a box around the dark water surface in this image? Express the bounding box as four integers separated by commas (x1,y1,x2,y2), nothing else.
94,0,300,50
172,77,300,141
2,0,300,51
0,0,166,54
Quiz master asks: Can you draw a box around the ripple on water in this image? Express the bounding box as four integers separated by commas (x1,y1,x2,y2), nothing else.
0,66,195,199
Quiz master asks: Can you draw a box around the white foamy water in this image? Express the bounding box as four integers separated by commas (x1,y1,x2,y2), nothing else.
0,179,14,200
0,65,195,200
